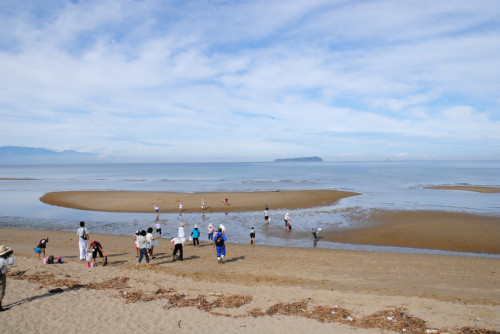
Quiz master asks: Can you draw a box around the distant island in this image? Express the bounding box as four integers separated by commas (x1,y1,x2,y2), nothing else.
0,146,98,164
274,157,323,162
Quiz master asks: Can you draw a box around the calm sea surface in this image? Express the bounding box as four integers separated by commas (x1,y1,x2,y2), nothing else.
1,161,499,257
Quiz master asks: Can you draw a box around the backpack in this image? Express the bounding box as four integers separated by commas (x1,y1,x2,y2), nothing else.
215,233,224,247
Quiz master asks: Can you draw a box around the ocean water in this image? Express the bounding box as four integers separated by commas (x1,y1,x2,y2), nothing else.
1,161,499,257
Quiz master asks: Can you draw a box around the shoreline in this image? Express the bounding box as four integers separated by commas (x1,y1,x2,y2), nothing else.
39,189,360,213
31,189,500,254
1,227,499,333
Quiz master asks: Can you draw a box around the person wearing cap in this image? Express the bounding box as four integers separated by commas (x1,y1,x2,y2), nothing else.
0,245,15,312
213,228,227,264
88,240,108,266
191,225,200,247
170,237,183,261
207,223,214,244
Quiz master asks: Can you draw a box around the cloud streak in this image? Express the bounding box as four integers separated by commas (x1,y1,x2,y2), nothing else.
0,0,499,161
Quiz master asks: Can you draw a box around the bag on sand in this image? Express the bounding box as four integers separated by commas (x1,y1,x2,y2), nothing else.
215,233,224,247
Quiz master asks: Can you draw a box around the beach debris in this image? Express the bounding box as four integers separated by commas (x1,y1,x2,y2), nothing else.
346,316,354,321
459,328,500,334
87,277,130,290
7,270,84,289
49,288,64,293
358,307,426,334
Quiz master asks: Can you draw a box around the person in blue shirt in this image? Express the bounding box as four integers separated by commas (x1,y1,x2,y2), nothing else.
213,228,227,264
191,225,200,247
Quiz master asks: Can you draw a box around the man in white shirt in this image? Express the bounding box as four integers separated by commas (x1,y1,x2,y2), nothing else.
170,237,183,261
76,221,89,261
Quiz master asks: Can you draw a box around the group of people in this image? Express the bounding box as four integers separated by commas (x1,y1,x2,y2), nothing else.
77,221,107,267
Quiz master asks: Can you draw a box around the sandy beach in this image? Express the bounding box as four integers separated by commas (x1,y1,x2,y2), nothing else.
1,228,499,334
39,189,360,213
38,189,500,254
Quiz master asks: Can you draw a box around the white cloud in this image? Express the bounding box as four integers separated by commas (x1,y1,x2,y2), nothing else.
0,0,499,161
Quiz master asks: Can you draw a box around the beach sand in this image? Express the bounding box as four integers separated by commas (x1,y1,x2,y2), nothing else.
39,190,360,213
323,210,500,254
39,190,500,254
425,186,500,193
1,228,499,333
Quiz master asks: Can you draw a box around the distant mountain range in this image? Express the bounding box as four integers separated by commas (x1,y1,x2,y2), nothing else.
274,156,323,162
0,146,98,164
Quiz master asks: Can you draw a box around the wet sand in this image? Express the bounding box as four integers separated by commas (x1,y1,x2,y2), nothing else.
425,186,500,193
323,210,500,254
38,190,500,254
1,228,499,333
39,190,360,213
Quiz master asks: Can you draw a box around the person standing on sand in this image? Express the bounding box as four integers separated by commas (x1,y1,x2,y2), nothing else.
179,202,183,214
191,225,200,247
201,198,205,211
146,227,155,259
136,230,151,268
132,231,140,257
77,221,89,261
207,223,214,244
214,228,227,264
0,245,14,312
178,222,186,244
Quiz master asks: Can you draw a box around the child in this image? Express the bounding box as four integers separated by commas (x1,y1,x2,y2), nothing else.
146,227,155,259
132,231,140,257
136,230,151,268
250,227,255,245
0,245,14,312
213,228,227,264
88,240,107,266
35,237,49,260
154,222,162,238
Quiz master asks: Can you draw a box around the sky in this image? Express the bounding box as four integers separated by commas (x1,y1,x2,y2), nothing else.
1,0,499,162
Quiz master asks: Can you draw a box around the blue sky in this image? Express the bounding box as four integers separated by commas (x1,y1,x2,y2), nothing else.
1,0,499,162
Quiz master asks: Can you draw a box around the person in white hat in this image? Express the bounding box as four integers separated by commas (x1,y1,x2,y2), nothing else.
207,223,214,245
0,245,14,312
191,224,200,247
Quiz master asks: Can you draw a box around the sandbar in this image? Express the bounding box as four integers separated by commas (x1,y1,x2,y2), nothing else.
323,210,500,254
0,227,498,333
40,189,359,213
426,185,500,193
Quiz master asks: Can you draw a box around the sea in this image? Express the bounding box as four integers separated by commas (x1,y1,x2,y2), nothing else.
1,161,499,257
